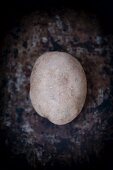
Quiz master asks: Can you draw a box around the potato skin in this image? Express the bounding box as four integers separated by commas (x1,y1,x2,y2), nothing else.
30,52,87,125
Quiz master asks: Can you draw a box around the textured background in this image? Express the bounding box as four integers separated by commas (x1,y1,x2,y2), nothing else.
0,8,113,170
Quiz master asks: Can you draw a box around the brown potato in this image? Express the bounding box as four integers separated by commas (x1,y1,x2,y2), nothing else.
30,52,87,125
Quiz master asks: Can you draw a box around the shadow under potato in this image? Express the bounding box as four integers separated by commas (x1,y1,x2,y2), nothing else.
0,5,113,170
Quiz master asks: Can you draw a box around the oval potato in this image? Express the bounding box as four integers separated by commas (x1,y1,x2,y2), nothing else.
30,52,87,125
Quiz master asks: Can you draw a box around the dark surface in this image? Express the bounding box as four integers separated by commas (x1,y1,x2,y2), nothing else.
0,1,113,170
0,0,113,39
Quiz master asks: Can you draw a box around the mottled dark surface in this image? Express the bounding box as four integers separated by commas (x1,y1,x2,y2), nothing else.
0,9,113,169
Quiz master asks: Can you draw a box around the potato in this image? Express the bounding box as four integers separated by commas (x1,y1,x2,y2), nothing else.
30,52,87,125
